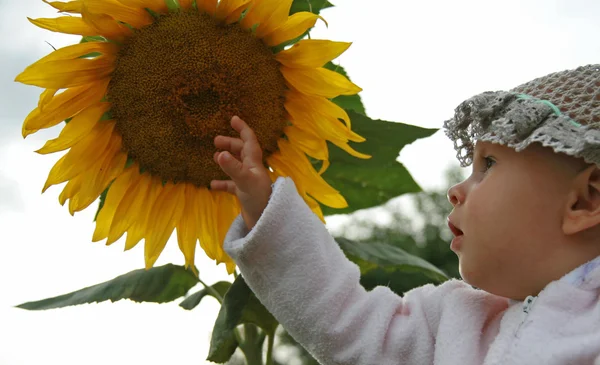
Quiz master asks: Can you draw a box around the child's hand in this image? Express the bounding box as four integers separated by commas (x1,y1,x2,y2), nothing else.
211,116,273,230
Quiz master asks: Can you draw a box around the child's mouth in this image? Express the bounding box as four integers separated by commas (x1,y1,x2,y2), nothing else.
447,220,464,237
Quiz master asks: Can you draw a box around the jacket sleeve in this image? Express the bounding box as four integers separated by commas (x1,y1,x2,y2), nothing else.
224,177,482,365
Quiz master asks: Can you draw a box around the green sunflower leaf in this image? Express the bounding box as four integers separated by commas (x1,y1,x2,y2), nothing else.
321,111,438,216
336,238,449,286
16,264,199,310
179,281,232,310
208,276,278,363
290,0,334,15
325,62,366,115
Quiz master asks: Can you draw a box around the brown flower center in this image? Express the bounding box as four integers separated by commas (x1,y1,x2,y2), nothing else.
107,10,287,186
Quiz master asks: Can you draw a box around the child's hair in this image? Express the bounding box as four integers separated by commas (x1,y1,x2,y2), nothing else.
443,64,600,168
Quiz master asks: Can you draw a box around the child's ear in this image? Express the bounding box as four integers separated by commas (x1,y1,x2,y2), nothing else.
562,165,600,235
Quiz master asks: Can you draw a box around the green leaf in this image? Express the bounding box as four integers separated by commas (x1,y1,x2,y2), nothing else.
17,264,199,310
321,111,437,215
179,281,232,310
336,238,448,284
208,276,278,363
290,0,334,15
324,62,366,115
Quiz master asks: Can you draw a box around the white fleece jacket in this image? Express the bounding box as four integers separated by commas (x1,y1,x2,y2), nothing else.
223,177,600,365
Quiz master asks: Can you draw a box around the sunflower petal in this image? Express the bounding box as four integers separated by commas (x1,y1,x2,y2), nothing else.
38,88,58,111
196,0,217,15
214,191,240,266
42,120,115,192
284,125,328,161
68,137,126,214
36,102,111,155
43,0,83,13
144,182,186,268
176,184,199,269
82,0,153,29
16,57,114,89
284,90,369,158
302,192,325,222
22,78,109,137
18,41,118,67
59,173,83,206
273,139,348,209
215,0,251,22
262,11,321,47
81,8,133,41
93,164,138,242
177,0,195,10
196,188,218,259
115,0,168,13
253,0,292,37
106,170,149,244
276,39,351,68
282,66,361,98
124,175,162,250
28,16,98,36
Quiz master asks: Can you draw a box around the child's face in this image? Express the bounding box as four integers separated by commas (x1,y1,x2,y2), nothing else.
447,141,583,299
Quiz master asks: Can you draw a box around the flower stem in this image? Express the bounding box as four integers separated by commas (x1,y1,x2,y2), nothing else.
266,333,275,365
197,277,244,347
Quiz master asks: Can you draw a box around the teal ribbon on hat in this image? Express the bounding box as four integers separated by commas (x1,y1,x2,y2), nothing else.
516,93,582,127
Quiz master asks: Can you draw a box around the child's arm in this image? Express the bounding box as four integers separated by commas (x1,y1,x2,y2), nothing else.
212,117,505,365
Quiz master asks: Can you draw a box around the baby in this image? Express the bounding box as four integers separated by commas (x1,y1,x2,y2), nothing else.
211,65,600,364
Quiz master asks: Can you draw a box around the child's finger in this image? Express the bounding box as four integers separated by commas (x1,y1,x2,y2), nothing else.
230,116,263,167
216,151,246,181
214,135,243,156
231,116,258,144
210,179,237,194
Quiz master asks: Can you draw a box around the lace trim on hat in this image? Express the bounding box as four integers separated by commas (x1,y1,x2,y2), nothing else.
443,91,600,167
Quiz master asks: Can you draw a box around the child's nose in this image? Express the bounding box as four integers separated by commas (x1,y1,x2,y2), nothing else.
447,182,466,207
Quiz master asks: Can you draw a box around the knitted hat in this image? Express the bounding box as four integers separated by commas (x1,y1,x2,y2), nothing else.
444,64,600,167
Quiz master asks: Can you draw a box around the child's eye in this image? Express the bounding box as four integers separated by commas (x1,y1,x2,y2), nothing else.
482,156,495,172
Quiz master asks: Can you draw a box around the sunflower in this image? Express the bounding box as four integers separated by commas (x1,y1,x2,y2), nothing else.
15,0,369,274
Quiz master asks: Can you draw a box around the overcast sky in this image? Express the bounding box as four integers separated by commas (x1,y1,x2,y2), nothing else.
1,0,599,364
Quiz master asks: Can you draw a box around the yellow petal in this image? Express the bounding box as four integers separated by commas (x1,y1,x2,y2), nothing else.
214,191,240,265
273,139,347,209
82,0,153,29
196,188,218,259
215,0,251,22
22,78,109,137
124,175,162,250
115,0,168,13
262,11,321,47
93,164,138,242
18,41,118,67
177,0,195,10
67,138,126,214
253,0,292,37
38,88,58,112
28,16,98,36
144,182,186,268
81,9,133,41
106,170,149,245
43,0,83,13
59,173,83,206
16,56,114,89
284,125,328,161
196,0,217,15
176,184,199,269
276,39,351,68
302,192,325,222
42,120,116,192
284,91,370,159
36,102,111,154
281,66,361,98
